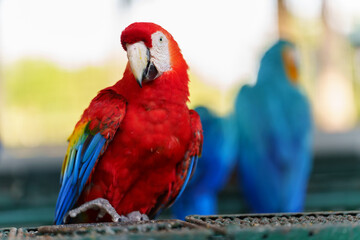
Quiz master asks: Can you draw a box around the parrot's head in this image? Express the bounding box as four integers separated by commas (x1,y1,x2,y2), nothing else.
258,39,299,85
121,22,188,88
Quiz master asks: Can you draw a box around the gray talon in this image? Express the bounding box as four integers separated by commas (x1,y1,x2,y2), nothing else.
64,198,124,223
127,211,149,221
63,198,149,223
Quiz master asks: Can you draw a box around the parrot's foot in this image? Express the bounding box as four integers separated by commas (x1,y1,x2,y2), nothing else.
126,211,149,221
64,198,128,223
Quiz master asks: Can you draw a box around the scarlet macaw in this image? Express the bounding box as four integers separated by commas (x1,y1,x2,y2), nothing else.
54,22,203,224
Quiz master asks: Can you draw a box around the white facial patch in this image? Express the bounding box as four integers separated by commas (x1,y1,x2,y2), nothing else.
150,31,171,74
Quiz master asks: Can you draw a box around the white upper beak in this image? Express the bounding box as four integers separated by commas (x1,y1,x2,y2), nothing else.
126,41,149,87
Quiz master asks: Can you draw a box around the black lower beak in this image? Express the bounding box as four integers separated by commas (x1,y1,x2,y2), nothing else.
135,47,159,88
142,61,158,84
138,61,158,88
145,62,159,81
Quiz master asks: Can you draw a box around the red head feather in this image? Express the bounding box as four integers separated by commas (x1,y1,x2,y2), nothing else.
121,22,188,72
121,22,162,49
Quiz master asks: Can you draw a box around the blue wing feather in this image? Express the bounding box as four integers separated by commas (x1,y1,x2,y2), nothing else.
80,137,106,189
78,135,104,180
54,132,106,225
65,149,76,182
82,133,102,163
174,156,197,202
72,145,82,182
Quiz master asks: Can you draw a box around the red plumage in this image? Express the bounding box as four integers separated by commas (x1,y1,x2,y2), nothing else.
58,22,203,223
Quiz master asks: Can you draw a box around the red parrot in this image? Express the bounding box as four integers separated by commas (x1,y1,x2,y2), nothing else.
54,22,203,225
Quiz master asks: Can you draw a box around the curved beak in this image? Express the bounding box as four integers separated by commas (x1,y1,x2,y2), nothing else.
126,42,159,87
126,42,149,87
282,47,299,84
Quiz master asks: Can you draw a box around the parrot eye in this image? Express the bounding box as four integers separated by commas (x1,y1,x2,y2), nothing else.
150,31,171,74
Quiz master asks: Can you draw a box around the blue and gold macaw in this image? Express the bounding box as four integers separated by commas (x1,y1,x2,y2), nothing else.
235,40,313,213
171,106,237,220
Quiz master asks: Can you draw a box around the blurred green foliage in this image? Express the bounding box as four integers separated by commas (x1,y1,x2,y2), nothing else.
4,59,117,112
1,59,120,146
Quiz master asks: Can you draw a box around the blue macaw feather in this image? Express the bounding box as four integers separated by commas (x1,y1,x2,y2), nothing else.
235,39,313,213
59,182,76,224
62,148,76,186
82,133,101,163
55,175,74,221
72,145,83,183
173,155,197,204
65,149,76,179
80,137,106,190
54,131,106,225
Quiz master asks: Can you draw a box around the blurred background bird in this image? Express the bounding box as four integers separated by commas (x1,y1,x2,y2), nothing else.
234,39,313,213
171,106,237,220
